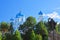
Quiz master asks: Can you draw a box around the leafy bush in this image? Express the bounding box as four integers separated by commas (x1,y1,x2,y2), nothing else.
35,34,42,40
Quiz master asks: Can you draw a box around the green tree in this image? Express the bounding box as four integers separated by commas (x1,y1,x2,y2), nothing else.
5,33,12,40
44,21,49,30
24,29,35,40
55,23,60,34
13,30,22,40
29,30,35,40
57,24,60,32
35,34,42,40
36,21,48,40
55,24,58,32
24,16,36,28
19,24,25,30
0,32,2,40
2,34,6,40
0,22,10,32
8,22,14,34
19,16,36,34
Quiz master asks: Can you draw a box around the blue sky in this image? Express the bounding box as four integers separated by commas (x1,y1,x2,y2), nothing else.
0,0,60,23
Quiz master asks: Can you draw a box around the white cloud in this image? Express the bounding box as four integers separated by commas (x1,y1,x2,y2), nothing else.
55,7,60,10
57,22,60,24
43,12,60,19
